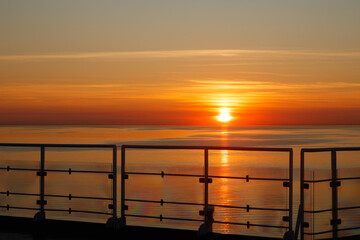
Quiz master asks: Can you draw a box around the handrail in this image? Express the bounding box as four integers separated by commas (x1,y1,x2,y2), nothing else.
300,147,360,239
0,143,119,228
122,144,292,151
0,166,113,174
1,143,294,237
2,143,359,238
0,143,116,148
301,147,360,152
120,144,293,236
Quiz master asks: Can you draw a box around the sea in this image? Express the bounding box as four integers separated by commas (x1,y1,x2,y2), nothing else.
0,125,360,239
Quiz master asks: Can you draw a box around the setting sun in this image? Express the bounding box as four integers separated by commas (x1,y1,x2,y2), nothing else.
216,108,232,122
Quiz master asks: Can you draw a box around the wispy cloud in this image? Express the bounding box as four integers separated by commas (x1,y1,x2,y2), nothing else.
1,49,360,61
176,79,360,109
189,79,360,91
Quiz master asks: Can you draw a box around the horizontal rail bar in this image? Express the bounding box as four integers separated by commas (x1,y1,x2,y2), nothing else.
0,191,113,201
0,143,293,151
126,171,202,178
304,208,332,214
0,143,116,148
44,194,113,201
338,176,360,181
302,147,360,152
125,198,289,212
0,205,40,211
0,191,39,197
125,214,204,222
305,205,360,214
210,175,289,182
304,230,333,235
0,167,112,174
45,208,112,215
125,171,289,182
338,226,360,232
338,205,360,211
0,167,39,172
211,203,289,212
304,178,332,183
1,205,111,215
45,169,113,174
213,220,288,229
304,176,360,183
125,198,203,206
122,144,292,152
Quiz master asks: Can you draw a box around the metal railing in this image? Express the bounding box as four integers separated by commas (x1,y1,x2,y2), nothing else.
120,145,293,235
300,147,360,239
0,143,119,226
2,143,360,238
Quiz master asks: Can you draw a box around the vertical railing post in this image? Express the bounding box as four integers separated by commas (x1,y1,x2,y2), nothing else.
300,149,305,240
331,150,338,238
40,145,45,214
204,148,209,217
198,148,213,236
34,145,46,221
289,149,293,234
106,145,124,229
112,145,117,219
120,145,126,226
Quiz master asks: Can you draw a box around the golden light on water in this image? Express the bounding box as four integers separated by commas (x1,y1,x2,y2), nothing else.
221,150,229,167
216,108,232,122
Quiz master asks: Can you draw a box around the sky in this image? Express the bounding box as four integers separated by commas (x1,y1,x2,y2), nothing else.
0,0,360,125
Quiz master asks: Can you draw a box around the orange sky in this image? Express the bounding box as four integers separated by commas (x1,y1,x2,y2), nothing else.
1,2,360,125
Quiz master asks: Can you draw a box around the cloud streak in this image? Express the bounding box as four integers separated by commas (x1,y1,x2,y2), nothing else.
189,80,360,90
1,49,360,61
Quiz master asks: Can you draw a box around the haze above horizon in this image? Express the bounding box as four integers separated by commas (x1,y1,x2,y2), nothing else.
1,1,360,125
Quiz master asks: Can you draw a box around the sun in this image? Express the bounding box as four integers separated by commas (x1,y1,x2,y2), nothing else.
216,108,232,122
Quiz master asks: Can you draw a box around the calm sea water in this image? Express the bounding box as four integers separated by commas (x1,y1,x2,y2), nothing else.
0,125,360,239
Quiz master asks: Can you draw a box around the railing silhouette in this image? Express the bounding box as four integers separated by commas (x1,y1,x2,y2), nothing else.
120,145,293,236
0,143,119,226
300,147,360,240
2,143,359,239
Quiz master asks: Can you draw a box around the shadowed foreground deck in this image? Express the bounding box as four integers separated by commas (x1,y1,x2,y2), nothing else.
0,216,280,240
1,216,360,240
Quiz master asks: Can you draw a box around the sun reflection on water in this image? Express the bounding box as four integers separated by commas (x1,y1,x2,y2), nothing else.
221,150,229,167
